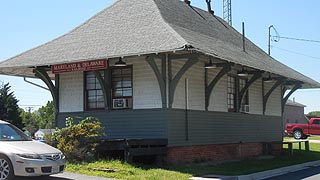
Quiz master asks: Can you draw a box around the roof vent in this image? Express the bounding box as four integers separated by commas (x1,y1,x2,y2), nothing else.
184,0,191,5
205,0,214,15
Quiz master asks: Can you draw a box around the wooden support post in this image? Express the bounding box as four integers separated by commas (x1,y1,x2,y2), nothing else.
34,67,58,113
282,83,302,114
168,54,199,108
238,71,263,112
93,70,111,110
263,77,286,115
205,64,232,111
146,55,167,108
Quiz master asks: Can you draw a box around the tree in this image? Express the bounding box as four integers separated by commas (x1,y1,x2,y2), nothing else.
21,101,56,136
20,108,39,136
36,101,55,129
308,111,320,117
0,83,22,128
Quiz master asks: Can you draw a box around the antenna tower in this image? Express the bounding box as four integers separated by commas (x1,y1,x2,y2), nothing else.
223,0,232,26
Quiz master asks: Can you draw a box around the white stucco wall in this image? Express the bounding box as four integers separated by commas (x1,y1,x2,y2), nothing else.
132,57,162,109
249,79,263,114
172,59,205,111
207,68,228,112
59,72,84,112
56,56,282,116
264,82,282,116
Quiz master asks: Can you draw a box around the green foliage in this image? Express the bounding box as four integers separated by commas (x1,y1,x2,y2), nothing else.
0,83,22,128
20,108,39,136
20,101,56,136
36,101,56,128
308,111,320,117
54,117,105,162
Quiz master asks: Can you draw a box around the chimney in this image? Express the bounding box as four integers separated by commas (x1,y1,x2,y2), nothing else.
184,0,191,5
205,0,214,15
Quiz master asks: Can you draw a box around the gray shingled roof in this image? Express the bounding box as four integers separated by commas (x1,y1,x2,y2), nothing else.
0,0,319,88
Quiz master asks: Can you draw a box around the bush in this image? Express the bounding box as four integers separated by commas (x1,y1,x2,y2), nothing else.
53,117,105,162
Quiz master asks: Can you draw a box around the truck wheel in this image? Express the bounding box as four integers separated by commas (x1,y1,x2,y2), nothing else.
293,130,303,139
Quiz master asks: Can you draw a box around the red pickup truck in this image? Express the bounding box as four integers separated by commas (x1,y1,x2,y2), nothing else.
285,118,320,139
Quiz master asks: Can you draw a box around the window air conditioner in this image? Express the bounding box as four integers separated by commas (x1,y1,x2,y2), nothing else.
113,98,127,109
240,105,250,113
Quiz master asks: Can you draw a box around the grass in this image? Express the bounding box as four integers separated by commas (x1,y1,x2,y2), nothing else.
66,160,190,180
307,136,320,140
66,142,320,180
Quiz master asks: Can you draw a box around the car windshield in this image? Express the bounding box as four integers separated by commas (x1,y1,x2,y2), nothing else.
0,124,32,141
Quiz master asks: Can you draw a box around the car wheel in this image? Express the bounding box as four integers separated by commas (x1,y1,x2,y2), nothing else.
293,130,303,139
0,155,14,180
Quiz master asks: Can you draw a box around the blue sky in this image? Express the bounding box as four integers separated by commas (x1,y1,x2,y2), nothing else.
0,0,319,112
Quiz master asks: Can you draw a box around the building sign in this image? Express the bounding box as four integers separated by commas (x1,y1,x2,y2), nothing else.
52,60,108,74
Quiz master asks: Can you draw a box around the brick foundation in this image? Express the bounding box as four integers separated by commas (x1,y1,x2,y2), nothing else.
167,143,265,164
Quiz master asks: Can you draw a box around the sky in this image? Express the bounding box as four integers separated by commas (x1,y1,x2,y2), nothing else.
0,0,320,113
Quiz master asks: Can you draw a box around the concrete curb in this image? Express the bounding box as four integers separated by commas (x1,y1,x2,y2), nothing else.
190,160,320,180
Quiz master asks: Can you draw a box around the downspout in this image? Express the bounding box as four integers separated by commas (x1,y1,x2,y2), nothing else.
185,78,189,141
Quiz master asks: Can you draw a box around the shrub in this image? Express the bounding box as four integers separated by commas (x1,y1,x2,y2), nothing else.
54,117,105,162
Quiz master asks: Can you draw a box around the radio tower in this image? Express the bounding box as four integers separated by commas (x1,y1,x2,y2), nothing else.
223,0,232,26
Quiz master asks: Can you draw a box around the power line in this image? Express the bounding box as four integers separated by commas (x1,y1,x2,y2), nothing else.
272,35,320,44
18,104,43,107
271,45,320,60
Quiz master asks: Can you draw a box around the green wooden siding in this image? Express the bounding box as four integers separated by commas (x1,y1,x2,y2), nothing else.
57,109,282,146
167,109,282,146
57,109,167,139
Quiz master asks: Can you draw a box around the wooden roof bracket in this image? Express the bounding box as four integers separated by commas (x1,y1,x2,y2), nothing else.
93,70,111,110
237,71,263,112
146,54,167,108
205,63,232,111
168,53,200,108
263,77,287,115
34,66,59,115
281,83,303,114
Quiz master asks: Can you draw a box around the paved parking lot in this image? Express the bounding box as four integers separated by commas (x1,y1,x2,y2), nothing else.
15,172,114,180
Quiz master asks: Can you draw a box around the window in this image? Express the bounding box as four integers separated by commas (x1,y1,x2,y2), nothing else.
312,120,320,125
85,71,105,110
227,76,236,112
111,66,133,109
227,76,249,112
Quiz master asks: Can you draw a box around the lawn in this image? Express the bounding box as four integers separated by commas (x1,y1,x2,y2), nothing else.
66,143,320,180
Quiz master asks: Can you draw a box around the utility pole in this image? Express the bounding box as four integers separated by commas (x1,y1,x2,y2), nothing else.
268,25,279,55
268,25,273,55
25,107,33,113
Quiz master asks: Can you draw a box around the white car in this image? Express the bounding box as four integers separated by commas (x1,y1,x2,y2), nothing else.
0,120,66,180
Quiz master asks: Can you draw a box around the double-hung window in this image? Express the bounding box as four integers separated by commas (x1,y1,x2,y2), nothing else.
85,71,105,110
227,76,249,112
227,76,236,112
111,66,133,109
239,78,249,107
